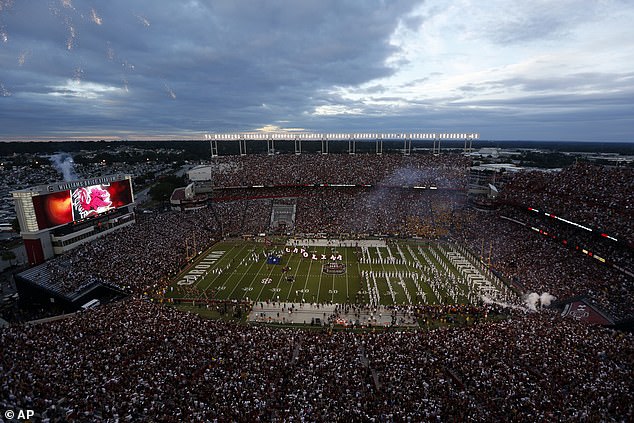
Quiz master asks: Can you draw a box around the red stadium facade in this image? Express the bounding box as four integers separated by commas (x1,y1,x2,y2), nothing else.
12,175,135,265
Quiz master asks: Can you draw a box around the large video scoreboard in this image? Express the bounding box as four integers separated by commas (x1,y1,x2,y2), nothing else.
32,179,133,230
12,174,135,264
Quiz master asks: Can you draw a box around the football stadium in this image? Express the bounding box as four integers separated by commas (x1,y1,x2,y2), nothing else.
3,139,632,421
2,0,633,420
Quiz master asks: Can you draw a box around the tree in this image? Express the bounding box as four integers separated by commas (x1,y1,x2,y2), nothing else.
148,174,187,202
148,183,174,202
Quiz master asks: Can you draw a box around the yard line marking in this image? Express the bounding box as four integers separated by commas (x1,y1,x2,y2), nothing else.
314,246,326,302
250,259,279,302
258,249,296,302
226,245,268,299
169,239,495,308
200,242,246,296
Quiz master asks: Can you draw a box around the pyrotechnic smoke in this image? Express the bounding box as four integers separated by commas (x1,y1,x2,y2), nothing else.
90,8,102,25
484,292,556,313
135,14,150,27
18,50,29,66
0,82,11,97
164,82,176,99
66,24,76,50
50,152,78,181
539,292,556,307
519,292,558,311
481,296,527,312
0,0,15,12
525,292,540,311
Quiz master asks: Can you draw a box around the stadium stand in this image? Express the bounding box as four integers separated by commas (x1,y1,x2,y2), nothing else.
499,162,634,245
204,153,470,188
12,155,633,321
1,299,632,421
2,153,633,420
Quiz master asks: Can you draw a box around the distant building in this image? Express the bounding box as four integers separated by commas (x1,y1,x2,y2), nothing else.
170,166,213,211
187,165,214,193
468,164,521,208
471,147,500,158
170,184,208,211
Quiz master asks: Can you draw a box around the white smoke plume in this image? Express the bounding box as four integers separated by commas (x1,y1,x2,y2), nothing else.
483,292,556,313
49,152,78,181
539,292,556,307
481,296,527,312
525,292,541,311
522,292,556,311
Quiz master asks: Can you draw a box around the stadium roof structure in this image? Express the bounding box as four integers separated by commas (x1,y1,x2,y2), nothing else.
204,132,479,156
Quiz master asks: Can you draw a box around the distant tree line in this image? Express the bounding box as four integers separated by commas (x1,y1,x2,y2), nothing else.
518,152,577,168
148,174,188,203
2,139,633,159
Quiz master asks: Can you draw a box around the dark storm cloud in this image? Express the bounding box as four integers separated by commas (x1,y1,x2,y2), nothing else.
0,0,417,138
0,0,632,141
307,87,634,141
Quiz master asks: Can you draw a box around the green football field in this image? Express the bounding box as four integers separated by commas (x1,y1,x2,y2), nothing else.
166,238,506,306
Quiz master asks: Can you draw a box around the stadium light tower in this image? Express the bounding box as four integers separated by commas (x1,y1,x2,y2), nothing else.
321,134,329,155
403,133,412,155
294,135,301,155
203,131,478,157
239,134,247,156
432,134,438,155
206,133,219,158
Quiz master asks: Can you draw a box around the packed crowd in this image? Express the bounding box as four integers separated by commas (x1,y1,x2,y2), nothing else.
212,186,465,238
4,154,633,420
207,153,470,188
294,188,463,238
210,199,271,237
1,298,632,421
499,204,633,270
499,162,634,245
42,210,221,296
45,258,111,295
457,211,633,321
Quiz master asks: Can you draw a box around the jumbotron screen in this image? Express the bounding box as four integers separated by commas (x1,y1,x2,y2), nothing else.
32,179,133,229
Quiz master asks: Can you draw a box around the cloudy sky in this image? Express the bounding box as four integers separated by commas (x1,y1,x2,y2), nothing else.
0,0,633,141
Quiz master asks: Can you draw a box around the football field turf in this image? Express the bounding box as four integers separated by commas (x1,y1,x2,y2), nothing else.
167,238,509,306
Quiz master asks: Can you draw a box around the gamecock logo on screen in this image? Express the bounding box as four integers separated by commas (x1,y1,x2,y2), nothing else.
71,184,114,220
